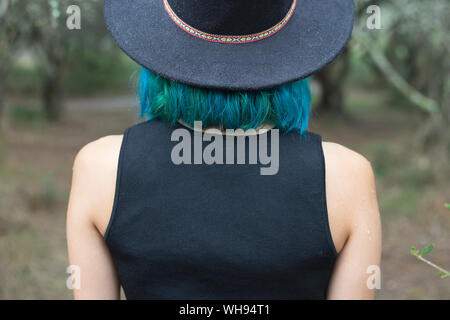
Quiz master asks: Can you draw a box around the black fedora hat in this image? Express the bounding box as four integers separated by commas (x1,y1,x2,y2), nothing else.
104,0,355,91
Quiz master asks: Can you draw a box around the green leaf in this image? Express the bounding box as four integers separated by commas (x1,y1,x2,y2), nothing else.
445,203,450,210
421,244,435,256
439,272,449,279
410,246,419,256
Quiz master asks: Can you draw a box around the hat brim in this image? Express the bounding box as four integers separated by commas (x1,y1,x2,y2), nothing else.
104,0,355,91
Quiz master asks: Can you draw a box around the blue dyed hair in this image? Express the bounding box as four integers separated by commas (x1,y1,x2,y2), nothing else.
137,67,311,133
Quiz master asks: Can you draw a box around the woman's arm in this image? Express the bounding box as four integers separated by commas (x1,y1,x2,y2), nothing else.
324,143,382,300
66,136,123,299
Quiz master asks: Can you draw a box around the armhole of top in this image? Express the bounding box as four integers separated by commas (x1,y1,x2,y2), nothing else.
317,137,339,258
104,128,130,243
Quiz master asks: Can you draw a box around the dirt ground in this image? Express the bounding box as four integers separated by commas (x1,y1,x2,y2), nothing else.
0,93,448,299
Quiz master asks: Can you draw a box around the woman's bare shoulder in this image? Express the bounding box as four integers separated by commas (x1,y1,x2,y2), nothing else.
322,141,371,169
322,141,375,190
74,135,124,167
321,141,378,253
322,141,375,205
69,135,124,236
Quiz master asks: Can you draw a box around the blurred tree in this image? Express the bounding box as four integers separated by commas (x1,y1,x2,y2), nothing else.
0,0,33,122
353,0,450,148
24,0,104,120
315,47,350,115
1,0,110,121
314,1,384,115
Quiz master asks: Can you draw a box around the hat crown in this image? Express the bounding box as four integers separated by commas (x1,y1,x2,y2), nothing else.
167,0,294,35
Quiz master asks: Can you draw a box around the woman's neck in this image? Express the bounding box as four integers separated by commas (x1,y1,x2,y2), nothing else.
177,119,276,136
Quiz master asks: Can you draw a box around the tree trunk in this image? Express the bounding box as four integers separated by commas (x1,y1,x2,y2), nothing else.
0,68,7,130
0,78,4,120
315,47,350,114
42,67,64,121
315,71,344,113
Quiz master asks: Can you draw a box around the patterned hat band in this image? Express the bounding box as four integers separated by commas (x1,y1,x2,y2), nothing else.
163,0,297,44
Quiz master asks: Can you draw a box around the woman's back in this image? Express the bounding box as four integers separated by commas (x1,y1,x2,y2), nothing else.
67,119,380,300
105,119,335,299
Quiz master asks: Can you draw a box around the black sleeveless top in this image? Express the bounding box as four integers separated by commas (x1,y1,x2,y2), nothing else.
104,119,337,300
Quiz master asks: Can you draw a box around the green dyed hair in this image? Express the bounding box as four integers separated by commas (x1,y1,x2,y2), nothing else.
137,67,311,133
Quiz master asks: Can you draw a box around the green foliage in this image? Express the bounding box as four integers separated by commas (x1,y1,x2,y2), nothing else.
404,167,434,188
64,50,136,95
5,64,44,95
8,104,46,126
0,0,125,120
411,205,449,279
411,241,449,279
410,245,435,258
354,0,449,120
383,186,419,218
41,174,57,207
0,138,5,163
421,244,435,257
2,0,135,99
370,142,394,178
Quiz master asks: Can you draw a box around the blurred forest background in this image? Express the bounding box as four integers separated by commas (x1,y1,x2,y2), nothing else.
0,0,449,299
